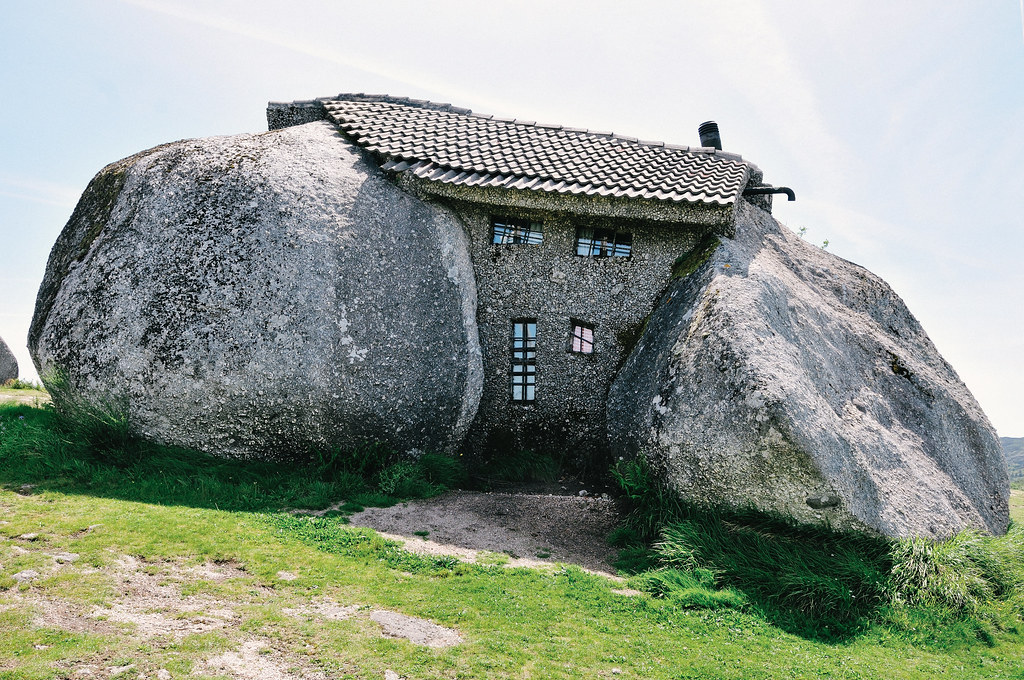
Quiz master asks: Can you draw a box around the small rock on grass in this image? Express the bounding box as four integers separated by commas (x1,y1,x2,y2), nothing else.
13,569,40,582
276,570,298,581
384,671,403,680
18,533,40,541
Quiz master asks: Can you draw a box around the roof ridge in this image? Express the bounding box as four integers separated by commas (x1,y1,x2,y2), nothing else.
322,94,733,158
322,93,472,115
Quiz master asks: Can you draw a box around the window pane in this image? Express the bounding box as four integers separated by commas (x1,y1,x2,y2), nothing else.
571,322,594,354
575,227,631,257
493,217,543,245
511,319,537,402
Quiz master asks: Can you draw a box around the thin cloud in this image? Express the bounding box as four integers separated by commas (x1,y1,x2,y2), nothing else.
0,176,80,208
117,0,520,115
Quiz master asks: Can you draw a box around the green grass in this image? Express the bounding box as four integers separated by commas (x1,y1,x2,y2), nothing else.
0,401,456,513
3,402,1024,678
611,458,1024,647
1010,489,1024,523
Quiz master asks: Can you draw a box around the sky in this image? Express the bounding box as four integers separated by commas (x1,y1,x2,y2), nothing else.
1,1,1022,436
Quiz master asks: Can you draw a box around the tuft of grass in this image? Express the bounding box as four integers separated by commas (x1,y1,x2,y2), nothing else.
633,568,746,610
609,456,1024,643
888,527,1024,618
653,509,891,637
609,458,688,544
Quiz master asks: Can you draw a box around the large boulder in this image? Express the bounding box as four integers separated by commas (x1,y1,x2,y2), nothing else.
30,121,482,459
0,335,17,383
608,201,1008,539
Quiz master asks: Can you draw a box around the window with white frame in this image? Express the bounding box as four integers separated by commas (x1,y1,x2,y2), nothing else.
511,320,537,402
575,227,632,257
569,321,594,354
492,216,544,245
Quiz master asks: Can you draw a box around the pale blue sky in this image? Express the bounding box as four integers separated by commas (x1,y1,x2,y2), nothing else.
1,1,1022,435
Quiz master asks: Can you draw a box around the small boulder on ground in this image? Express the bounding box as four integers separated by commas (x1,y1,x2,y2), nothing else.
0,335,18,383
608,201,1008,539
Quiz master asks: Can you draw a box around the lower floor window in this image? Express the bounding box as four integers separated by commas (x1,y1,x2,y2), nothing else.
511,320,537,402
570,321,594,354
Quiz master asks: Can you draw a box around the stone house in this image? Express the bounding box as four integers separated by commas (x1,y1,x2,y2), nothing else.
267,94,785,468
32,91,1006,537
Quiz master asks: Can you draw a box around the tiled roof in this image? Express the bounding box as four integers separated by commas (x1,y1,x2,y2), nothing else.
318,95,750,206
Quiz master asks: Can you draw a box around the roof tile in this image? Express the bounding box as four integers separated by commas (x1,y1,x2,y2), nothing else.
320,95,750,206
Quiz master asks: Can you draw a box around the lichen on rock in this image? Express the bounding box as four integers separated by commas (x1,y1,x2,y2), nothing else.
608,201,1009,539
30,121,482,459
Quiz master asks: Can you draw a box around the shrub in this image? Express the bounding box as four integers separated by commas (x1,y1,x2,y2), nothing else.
1,378,45,391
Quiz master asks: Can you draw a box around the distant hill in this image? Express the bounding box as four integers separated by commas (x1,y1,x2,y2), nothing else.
1002,437,1024,482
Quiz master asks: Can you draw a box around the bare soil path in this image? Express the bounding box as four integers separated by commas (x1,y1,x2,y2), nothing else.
347,490,623,577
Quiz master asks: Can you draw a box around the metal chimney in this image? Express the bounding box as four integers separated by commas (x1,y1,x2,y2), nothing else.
698,121,722,150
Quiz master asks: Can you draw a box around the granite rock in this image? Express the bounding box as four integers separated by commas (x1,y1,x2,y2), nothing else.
608,201,1008,539
0,335,17,383
30,121,482,459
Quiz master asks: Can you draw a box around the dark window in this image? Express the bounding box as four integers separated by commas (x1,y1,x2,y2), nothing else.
492,216,543,245
570,321,594,354
575,227,632,257
511,320,537,402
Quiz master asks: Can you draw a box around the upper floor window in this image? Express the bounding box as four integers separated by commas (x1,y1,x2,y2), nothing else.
575,227,632,258
511,320,537,402
492,216,543,245
569,321,594,354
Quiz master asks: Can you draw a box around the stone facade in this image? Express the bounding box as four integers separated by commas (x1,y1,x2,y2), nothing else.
266,101,327,131
443,200,701,471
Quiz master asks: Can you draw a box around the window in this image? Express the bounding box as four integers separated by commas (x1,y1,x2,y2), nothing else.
511,320,537,402
575,227,632,257
569,321,594,354
492,216,543,245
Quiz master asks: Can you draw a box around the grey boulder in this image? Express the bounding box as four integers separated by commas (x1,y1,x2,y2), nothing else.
30,121,482,459
608,201,1008,539
0,335,17,383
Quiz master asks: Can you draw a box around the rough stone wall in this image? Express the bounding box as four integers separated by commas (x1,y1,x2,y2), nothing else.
449,201,702,471
267,101,327,131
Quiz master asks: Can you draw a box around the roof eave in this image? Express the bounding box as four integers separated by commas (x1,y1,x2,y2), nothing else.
397,172,740,234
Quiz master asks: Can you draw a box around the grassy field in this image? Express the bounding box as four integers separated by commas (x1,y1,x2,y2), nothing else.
3,400,1024,679
1010,488,1024,525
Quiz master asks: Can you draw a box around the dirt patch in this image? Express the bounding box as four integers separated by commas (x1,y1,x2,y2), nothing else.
8,592,120,636
202,639,326,680
283,597,359,621
370,610,463,648
348,490,622,576
92,556,248,639
0,390,50,406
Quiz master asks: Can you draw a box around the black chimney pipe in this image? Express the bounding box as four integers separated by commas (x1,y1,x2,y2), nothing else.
698,121,722,150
